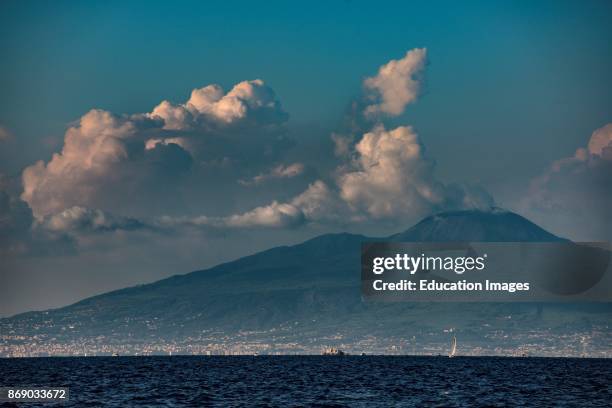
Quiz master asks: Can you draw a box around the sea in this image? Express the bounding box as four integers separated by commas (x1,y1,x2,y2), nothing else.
1,356,611,407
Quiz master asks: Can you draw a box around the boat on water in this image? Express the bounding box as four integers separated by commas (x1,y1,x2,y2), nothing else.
449,335,457,358
322,347,347,356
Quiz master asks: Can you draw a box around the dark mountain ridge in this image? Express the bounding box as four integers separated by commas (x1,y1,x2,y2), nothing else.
2,209,609,356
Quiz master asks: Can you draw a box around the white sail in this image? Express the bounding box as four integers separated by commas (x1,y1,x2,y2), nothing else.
449,335,457,357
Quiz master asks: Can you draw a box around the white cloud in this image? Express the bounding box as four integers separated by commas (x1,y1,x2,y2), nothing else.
21,79,291,219
40,206,147,233
21,110,141,218
149,79,288,130
290,180,351,224
21,108,197,219
339,125,444,218
587,123,612,157
144,137,190,152
212,124,493,229
150,100,192,130
157,180,346,230
240,162,305,185
186,84,225,114
18,51,494,239
224,201,305,228
363,48,427,117
522,123,612,240
159,201,305,230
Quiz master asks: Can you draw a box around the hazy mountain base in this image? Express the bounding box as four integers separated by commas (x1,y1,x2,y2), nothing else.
2,210,611,356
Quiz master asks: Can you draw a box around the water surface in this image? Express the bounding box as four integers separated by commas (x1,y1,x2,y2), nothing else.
1,356,610,407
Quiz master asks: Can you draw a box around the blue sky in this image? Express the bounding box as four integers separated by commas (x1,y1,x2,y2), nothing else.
0,0,610,315
1,1,610,178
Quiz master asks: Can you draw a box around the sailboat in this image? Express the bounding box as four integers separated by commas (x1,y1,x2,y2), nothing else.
449,335,457,358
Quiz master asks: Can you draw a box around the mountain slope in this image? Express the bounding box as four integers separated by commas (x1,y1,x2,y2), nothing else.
391,209,563,242
2,209,609,356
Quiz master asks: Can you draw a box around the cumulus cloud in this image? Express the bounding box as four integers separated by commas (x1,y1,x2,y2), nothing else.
290,180,355,225
239,163,305,185
17,50,493,242
522,123,612,240
587,123,612,157
223,201,305,228
144,137,191,152
39,206,148,233
149,49,491,231
326,48,429,166
20,78,291,219
20,109,188,218
149,100,192,131
158,201,305,230
339,125,443,217
148,79,288,130
363,48,427,118
161,179,348,230
337,125,492,221
22,110,139,217
205,124,493,230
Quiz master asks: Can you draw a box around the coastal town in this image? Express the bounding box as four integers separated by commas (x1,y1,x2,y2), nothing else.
2,320,609,358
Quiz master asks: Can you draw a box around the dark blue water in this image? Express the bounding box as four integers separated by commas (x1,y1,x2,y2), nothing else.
1,356,611,407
